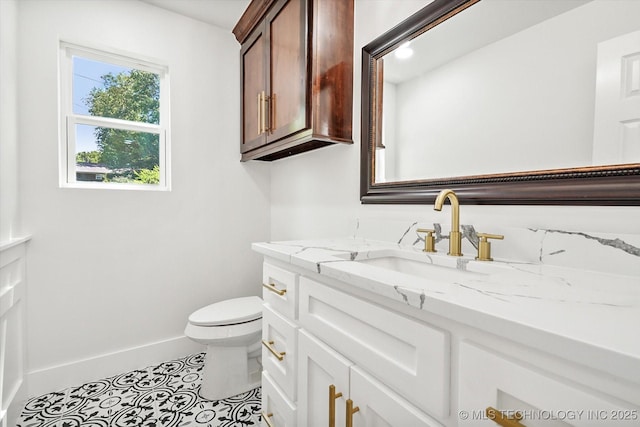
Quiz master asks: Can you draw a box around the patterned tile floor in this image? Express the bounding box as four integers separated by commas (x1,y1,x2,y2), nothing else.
17,353,262,427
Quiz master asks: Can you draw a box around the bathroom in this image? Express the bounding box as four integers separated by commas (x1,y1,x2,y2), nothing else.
1,0,638,426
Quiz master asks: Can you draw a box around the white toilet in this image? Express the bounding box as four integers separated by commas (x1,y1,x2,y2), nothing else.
184,296,263,400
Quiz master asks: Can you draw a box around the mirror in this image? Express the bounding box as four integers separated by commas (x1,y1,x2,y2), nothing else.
361,0,640,205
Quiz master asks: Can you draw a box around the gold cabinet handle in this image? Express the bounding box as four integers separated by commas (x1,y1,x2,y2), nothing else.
262,283,286,296
329,385,343,427
269,93,276,133
257,92,262,135
486,407,525,427
417,228,437,253
261,90,267,135
261,412,275,427
261,339,286,361
346,399,360,427
476,233,505,261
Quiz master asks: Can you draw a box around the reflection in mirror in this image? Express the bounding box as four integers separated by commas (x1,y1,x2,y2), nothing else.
376,0,640,183
361,0,640,205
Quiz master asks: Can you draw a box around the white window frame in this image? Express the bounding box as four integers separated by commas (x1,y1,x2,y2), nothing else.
59,41,171,190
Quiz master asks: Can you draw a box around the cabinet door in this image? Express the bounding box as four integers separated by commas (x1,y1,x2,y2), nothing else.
299,277,450,419
459,342,639,426
350,366,443,427
297,330,352,427
266,0,307,143
241,23,267,153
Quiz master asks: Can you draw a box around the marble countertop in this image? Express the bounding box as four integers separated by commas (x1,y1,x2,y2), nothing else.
253,238,640,383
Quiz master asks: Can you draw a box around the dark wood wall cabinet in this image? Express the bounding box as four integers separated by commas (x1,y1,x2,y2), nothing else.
233,0,354,161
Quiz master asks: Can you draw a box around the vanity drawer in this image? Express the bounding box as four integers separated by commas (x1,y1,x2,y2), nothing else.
262,262,298,320
262,304,298,401
298,277,450,419
261,371,296,427
458,342,638,426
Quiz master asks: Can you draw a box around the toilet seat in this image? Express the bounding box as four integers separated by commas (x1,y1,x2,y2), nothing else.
188,296,262,326
185,316,261,344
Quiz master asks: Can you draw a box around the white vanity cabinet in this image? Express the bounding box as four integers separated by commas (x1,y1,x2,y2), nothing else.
257,253,640,427
260,259,448,426
297,276,447,426
297,329,441,427
261,262,300,427
458,342,638,427
298,276,450,419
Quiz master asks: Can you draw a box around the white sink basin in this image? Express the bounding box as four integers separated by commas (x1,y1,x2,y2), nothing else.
337,249,508,281
356,255,481,281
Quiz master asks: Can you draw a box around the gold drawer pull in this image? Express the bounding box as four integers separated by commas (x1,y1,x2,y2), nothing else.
346,399,360,427
262,339,286,361
486,407,525,427
329,385,343,427
263,283,286,296
261,411,275,427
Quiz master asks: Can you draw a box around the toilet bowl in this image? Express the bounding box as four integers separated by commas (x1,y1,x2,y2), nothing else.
184,296,263,400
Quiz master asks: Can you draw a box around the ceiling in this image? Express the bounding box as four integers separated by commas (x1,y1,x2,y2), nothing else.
384,0,592,84
139,0,251,30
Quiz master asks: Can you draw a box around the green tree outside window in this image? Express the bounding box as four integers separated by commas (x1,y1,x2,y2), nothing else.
78,69,161,184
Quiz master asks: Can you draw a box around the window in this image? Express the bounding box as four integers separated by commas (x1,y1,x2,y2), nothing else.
59,42,170,190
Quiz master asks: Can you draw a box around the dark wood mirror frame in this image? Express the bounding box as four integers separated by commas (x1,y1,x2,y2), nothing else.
360,0,640,206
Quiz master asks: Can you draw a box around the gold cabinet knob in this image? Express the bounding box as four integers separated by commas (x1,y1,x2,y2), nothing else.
417,228,437,253
476,233,504,261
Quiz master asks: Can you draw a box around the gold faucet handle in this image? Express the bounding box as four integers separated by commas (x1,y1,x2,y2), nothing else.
476,233,504,261
417,228,437,253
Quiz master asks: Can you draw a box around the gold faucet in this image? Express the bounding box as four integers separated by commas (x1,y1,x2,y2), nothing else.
434,189,462,256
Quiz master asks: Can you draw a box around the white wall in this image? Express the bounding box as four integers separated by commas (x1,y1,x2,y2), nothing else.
270,0,640,242
1,4,30,422
0,0,19,242
18,0,270,395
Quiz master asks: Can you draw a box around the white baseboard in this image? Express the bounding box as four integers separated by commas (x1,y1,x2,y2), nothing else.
25,335,204,399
